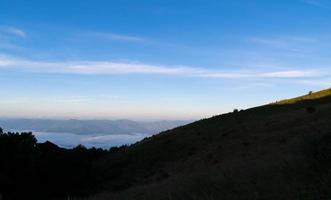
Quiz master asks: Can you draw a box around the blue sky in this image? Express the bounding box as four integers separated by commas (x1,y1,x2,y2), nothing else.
1,0,331,120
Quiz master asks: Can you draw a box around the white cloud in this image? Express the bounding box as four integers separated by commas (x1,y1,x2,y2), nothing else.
203,70,321,79
261,70,320,78
85,31,145,42
0,57,17,66
0,26,26,38
0,55,326,79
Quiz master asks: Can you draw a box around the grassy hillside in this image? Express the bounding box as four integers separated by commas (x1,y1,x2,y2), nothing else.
275,88,331,104
85,88,331,200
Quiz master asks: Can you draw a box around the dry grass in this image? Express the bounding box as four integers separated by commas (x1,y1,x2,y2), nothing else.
275,88,331,105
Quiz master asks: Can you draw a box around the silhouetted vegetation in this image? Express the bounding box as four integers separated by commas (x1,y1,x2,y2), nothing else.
0,131,109,200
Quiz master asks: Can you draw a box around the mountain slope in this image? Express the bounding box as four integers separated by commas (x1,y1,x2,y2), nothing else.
86,88,331,200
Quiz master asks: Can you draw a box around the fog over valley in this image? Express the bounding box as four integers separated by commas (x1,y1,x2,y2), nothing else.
0,118,191,148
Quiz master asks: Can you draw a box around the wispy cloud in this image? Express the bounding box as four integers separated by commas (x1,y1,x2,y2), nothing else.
293,79,331,87
0,26,26,38
0,55,202,75
299,0,328,8
0,55,325,79
53,95,120,103
84,31,146,42
230,83,276,91
201,70,321,78
261,70,319,78
54,97,91,103
250,36,317,52
0,41,23,50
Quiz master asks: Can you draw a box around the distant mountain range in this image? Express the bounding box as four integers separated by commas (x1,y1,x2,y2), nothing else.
0,118,192,135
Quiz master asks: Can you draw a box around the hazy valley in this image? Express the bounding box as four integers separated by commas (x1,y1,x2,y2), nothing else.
0,119,191,148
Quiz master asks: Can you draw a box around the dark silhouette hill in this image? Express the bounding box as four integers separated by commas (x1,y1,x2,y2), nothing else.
86,88,331,200
2,89,331,200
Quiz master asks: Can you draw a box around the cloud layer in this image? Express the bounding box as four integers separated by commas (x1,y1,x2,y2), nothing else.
0,55,325,79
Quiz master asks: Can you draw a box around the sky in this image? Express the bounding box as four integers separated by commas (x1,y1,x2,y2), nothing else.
1,0,331,120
